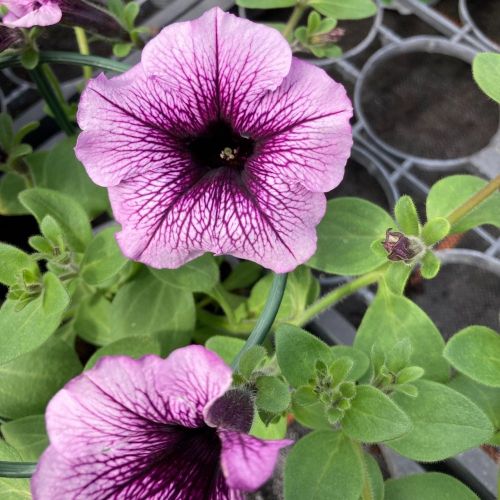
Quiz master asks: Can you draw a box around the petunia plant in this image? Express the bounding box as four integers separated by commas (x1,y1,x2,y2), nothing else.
0,2,499,499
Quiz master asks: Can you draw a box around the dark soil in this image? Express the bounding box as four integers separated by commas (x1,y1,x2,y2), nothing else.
360,52,500,159
327,157,392,211
407,262,500,339
467,0,500,46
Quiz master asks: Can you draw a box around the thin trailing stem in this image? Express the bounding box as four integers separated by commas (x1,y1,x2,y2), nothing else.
0,51,131,73
0,461,37,478
74,27,93,81
292,267,387,327
29,65,75,136
232,273,288,370
447,174,500,226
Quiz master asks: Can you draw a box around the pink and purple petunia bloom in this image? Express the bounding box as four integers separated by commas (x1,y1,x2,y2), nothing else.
1,0,62,28
32,345,292,499
1,0,124,35
75,7,353,273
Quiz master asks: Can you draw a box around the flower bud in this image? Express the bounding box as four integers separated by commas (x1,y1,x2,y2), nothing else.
382,229,424,263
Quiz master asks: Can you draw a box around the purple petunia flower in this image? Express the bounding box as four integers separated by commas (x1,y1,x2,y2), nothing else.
1,0,124,35
31,345,292,499
1,0,62,28
75,7,353,273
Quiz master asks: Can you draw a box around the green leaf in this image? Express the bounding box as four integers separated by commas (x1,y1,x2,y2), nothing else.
473,52,500,103
0,172,28,215
388,380,493,461
238,345,267,379
256,376,291,413
354,288,449,382
20,47,39,69
308,198,394,275
363,453,384,500
149,253,219,292
250,413,287,440
30,137,109,218
309,0,377,20
0,272,69,364
385,472,478,500
74,294,114,346
19,188,92,252
276,325,332,387
14,121,39,145
110,269,195,354
0,337,81,419
444,326,500,387
223,261,262,291
284,430,364,500
291,386,331,430
81,226,128,285
0,447,31,500
426,175,500,234
9,143,32,160
0,112,14,152
342,385,412,442
382,262,412,295
85,336,162,370
394,195,420,236
421,217,450,245
123,1,139,29
330,346,369,381
448,374,500,443
205,336,245,365
1,415,48,460
0,243,38,286
397,366,425,384
420,251,441,279
113,42,133,58
236,0,296,7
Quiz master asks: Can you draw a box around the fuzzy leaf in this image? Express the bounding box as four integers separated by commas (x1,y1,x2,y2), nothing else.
308,198,394,275
388,380,493,461
284,430,364,500
342,385,412,442
444,326,500,387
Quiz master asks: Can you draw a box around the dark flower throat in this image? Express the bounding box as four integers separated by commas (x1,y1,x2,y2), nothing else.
187,120,255,171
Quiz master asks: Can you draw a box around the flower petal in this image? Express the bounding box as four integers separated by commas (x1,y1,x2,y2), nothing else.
32,435,242,499
235,58,353,193
76,69,202,187
141,7,291,124
45,347,232,459
110,166,326,272
2,0,61,28
219,430,292,491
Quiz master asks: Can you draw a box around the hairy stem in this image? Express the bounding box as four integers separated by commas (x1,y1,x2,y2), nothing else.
293,267,386,327
232,273,288,370
282,1,308,40
447,174,500,226
74,27,93,81
29,65,75,136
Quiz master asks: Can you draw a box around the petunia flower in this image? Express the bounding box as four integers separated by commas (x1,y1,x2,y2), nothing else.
1,0,62,28
1,0,123,35
75,7,352,273
31,345,292,499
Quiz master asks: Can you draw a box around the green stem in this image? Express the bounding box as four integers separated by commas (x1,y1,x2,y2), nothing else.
293,268,385,327
0,51,131,73
447,174,500,226
0,462,37,478
232,273,288,370
29,65,75,136
282,1,308,40
74,27,93,81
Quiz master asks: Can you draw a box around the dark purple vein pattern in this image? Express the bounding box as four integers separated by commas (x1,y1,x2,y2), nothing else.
75,7,353,272
31,346,292,499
